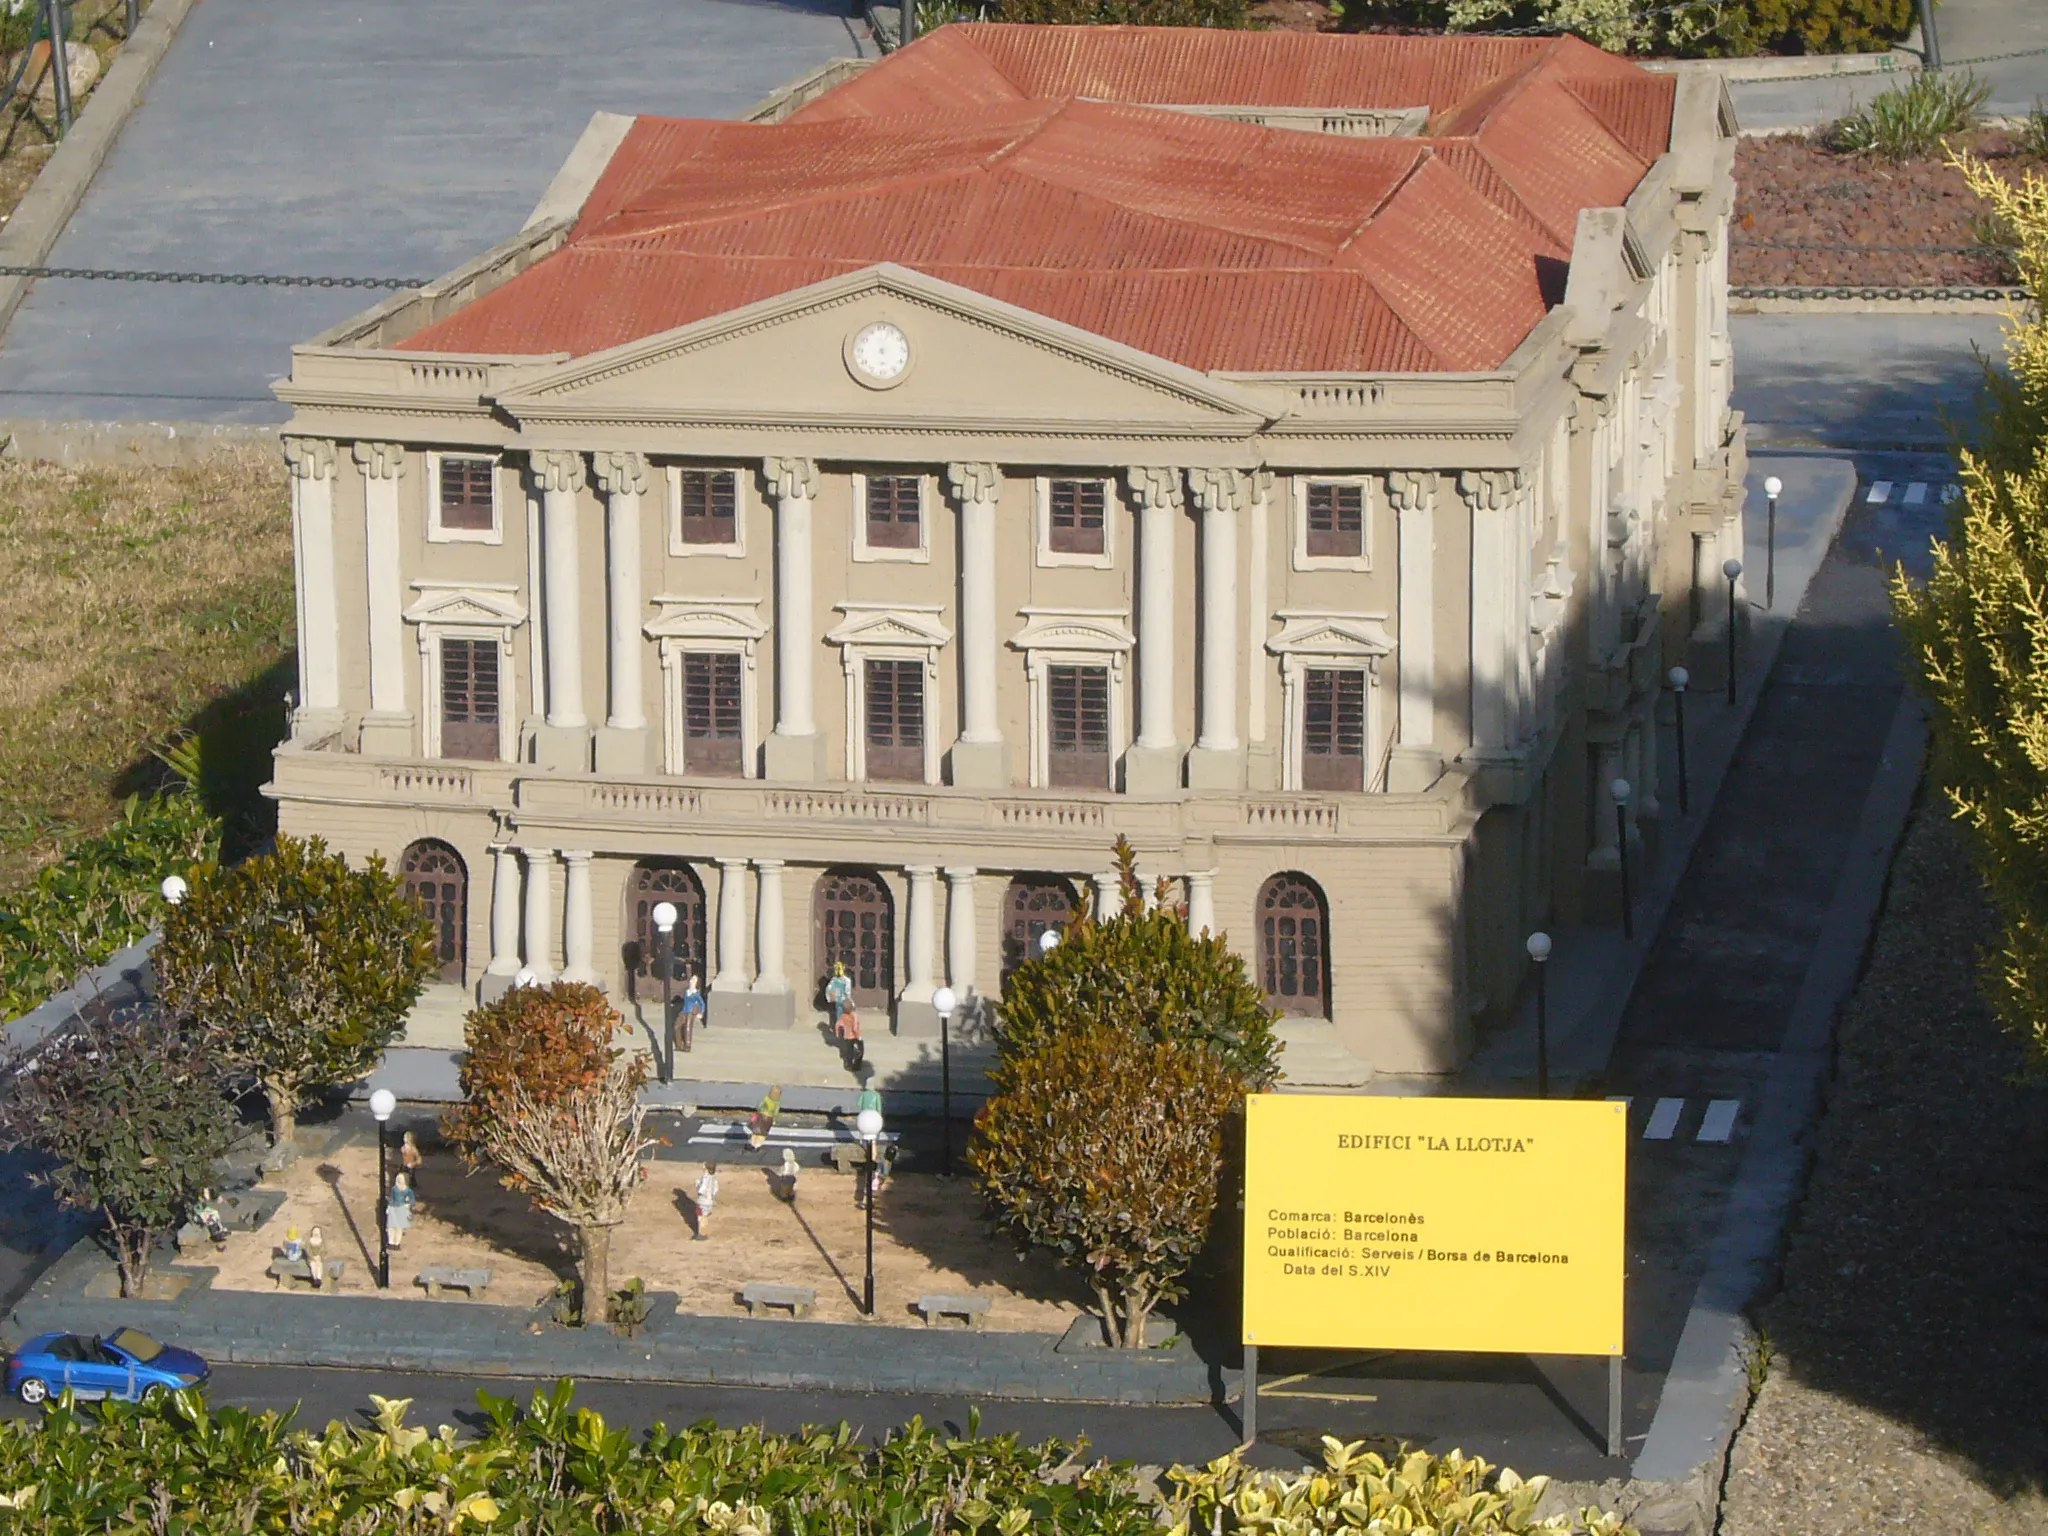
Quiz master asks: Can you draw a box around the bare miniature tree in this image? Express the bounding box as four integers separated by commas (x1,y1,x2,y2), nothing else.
444,983,654,1321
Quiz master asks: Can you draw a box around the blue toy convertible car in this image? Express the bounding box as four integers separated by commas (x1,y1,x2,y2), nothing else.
5,1328,209,1404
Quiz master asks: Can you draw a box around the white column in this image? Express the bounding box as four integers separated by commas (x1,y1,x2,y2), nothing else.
521,846,557,982
1461,469,1521,757
1247,469,1272,746
1093,870,1123,921
353,442,409,748
752,860,788,994
560,851,596,985
944,866,978,995
534,450,589,730
903,865,937,1005
1132,467,1179,751
593,451,647,732
285,438,341,732
486,844,522,978
763,458,822,781
1186,870,1217,938
713,857,750,991
946,462,1006,787
1187,469,1242,789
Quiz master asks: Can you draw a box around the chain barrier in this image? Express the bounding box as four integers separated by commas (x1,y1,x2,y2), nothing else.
1732,240,2010,254
0,264,424,289
1732,283,2026,300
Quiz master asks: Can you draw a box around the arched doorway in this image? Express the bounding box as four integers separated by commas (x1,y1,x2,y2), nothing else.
1001,876,1076,985
626,862,707,998
1258,872,1329,1018
814,870,894,1008
402,840,467,986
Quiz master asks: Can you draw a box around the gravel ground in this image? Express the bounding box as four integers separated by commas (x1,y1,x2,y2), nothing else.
1730,130,2043,288
1718,806,2048,1535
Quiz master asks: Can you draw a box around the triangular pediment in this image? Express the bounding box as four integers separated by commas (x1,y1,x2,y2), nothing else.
490,265,1273,436
405,583,526,626
827,603,952,649
1268,610,1393,658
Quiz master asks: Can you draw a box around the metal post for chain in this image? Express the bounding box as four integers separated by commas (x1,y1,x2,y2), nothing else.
127,0,138,35
1608,1354,1623,1458
45,0,72,135
1916,0,1941,69
1242,1341,1259,1446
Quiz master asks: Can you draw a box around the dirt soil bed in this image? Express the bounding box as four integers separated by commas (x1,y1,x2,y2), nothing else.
212,1139,1093,1333
1718,808,2048,1534
1731,129,2045,289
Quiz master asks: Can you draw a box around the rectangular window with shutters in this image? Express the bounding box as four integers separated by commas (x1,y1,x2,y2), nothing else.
431,455,498,540
1301,669,1367,791
1047,664,1111,789
860,474,924,555
1047,479,1106,556
1304,481,1366,560
439,638,501,760
681,652,744,776
864,658,925,781
676,468,740,548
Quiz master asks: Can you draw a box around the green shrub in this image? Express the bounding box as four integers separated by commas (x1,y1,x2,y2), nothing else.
1827,70,1991,159
1723,0,1914,53
983,0,1251,26
0,788,218,1020
2019,98,2048,159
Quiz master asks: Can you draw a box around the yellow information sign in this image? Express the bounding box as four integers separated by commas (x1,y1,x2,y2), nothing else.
1242,1095,1625,1356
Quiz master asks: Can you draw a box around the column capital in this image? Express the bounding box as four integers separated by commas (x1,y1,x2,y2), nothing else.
763,456,818,502
1458,468,1523,512
1186,467,1246,514
561,849,594,865
942,865,979,881
532,449,587,494
752,857,787,872
523,844,558,859
717,855,750,871
1385,470,1439,515
284,436,337,481
944,461,1002,504
591,449,647,496
351,440,403,479
1125,466,1183,512
905,864,938,878
1251,466,1276,503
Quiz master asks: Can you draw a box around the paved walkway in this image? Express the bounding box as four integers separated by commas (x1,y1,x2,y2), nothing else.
1733,314,2008,453
0,0,865,421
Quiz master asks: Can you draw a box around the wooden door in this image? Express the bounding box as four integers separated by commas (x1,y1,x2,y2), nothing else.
1047,664,1110,788
403,841,467,985
1302,669,1366,792
815,871,894,1007
1259,873,1328,1017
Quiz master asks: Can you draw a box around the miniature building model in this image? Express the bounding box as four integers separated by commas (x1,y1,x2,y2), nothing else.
270,25,1745,1075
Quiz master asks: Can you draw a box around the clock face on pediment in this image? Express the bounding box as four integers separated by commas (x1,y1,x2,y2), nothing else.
846,321,912,389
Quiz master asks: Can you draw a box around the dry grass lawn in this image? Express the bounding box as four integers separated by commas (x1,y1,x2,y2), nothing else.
0,450,291,892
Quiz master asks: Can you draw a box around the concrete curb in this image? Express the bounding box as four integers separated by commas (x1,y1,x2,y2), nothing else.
5,1236,1231,1406
1644,41,1917,81
1,931,158,1053
0,0,199,343
0,417,278,466
1629,697,1929,1517
1733,296,2033,318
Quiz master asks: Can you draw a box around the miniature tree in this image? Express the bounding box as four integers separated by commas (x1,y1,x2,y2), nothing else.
155,835,436,1148
997,835,1282,1087
971,1021,1242,1348
443,983,654,1321
1894,156,2048,1074
0,997,237,1297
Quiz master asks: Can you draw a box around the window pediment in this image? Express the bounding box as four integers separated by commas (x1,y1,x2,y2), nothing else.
404,581,525,628
644,596,767,645
826,604,951,651
1009,607,1136,657
1266,610,1393,661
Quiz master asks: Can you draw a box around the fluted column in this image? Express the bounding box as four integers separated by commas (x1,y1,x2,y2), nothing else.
521,846,557,982
946,462,1007,787
1187,468,1244,789
533,449,592,772
1186,869,1217,938
593,450,650,775
1387,470,1443,792
1461,469,1522,760
1126,466,1183,792
353,441,412,755
902,865,937,1005
487,844,522,978
713,858,750,992
560,851,596,985
763,457,824,781
285,438,342,739
944,866,978,995
752,860,789,994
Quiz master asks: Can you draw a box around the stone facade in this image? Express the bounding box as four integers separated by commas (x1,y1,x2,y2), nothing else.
267,31,1744,1077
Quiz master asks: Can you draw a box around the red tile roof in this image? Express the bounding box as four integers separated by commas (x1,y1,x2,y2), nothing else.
398,26,1674,374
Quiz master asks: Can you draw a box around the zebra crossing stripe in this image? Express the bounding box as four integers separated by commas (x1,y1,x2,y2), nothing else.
1696,1100,1741,1143
1643,1098,1684,1141
1867,481,1893,504
1903,482,1927,506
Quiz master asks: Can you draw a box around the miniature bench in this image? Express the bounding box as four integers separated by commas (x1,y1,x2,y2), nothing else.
416,1266,493,1299
740,1282,817,1319
916,1292,991,1330
267,1258,346,1291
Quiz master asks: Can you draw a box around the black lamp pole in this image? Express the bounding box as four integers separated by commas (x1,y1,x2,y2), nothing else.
1724,559,1743,707
863,1144,878,1316
1526,932,1552,1100
374,1117,391,1290
659,926,675,1083
1669,667,1691,816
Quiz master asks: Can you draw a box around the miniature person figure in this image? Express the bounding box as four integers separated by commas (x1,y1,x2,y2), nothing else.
748,1084,784,1149
774,1147,801,1203
679,973,706,1051
386,1171,416,1250
693,1164,720,1240
823,961,852,1030
281,1226,304,1264
193,1189,229,1250
836,1000,865,1071
399,1130,423,1176
305,1225,326,1286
